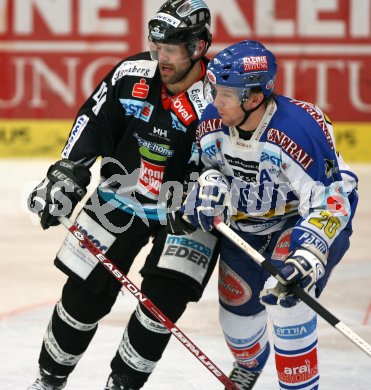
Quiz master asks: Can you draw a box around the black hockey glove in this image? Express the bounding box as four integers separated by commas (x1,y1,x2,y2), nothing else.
28,159,91,230
167,210,197,235
166,183,197,236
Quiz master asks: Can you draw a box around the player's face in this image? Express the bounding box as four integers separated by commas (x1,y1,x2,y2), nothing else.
149,42,193,84
212,86,245,126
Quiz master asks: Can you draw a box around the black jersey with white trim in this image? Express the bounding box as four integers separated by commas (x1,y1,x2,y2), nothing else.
61,52,209,212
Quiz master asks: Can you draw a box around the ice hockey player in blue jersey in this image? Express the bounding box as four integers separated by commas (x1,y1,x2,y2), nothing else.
179,40,359,389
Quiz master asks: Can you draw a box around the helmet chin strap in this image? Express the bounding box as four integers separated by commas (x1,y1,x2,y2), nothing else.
169,43,209,85
170,58,198,84
236,98,267,128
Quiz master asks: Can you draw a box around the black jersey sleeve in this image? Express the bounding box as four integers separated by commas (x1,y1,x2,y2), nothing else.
60,62,124,167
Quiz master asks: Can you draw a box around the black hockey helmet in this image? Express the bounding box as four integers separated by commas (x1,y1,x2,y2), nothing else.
148,0,212,49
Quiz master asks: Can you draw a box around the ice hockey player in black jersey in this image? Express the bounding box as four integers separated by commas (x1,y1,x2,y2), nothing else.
26,1,218,389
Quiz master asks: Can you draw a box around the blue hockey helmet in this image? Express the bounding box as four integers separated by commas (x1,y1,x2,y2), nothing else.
206,40,277,101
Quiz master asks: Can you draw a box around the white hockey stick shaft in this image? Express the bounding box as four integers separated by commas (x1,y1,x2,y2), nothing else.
214,218,371,358
58,216,239,390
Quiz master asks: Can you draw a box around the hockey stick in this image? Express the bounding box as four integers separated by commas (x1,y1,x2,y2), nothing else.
213,218,371,358
58,216,239,390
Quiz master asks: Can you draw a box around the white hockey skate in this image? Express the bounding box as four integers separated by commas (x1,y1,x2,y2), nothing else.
27,368,67,390
225,362,262,390
27,378,66,390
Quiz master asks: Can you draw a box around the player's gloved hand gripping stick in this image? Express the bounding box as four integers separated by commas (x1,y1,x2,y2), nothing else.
58,216,240,390
213,217,371,359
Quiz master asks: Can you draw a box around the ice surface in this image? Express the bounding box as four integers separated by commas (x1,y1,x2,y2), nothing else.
1,161,370,389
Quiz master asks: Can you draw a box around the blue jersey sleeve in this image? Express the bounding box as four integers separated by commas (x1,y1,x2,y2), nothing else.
268,97,356,260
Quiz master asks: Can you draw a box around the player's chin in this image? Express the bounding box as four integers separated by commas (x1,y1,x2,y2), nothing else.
160,72,178,85
219,114,233,126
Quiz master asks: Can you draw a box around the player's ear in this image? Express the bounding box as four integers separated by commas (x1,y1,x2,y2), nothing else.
249,91,265,108
192,39,206,58
198,39,206,52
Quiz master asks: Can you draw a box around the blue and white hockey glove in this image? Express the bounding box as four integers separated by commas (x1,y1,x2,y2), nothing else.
28,159,91,230
260,248,326,308
180,169,234,232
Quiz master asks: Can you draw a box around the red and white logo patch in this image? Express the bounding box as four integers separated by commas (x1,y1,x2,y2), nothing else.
171,94,195,125
272,228,293,261
243,56,268,72
276,347,318,385
218,261,252,306
229,343,261,360
138,159,164,196
132,78,149,99
327,194,348,216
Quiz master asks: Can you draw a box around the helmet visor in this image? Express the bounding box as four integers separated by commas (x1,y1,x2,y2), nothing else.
204,80,251,107
148,37,201,63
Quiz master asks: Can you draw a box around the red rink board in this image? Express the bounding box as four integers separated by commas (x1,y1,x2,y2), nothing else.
0,0,370,121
